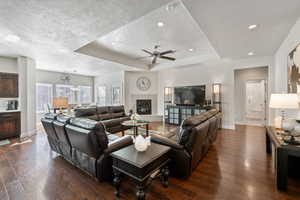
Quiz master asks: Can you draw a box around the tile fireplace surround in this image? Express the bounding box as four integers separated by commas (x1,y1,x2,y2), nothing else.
128,94,162,122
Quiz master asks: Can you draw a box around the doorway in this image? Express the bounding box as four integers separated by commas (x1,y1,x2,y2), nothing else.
234,66,268,126
245,80,266,126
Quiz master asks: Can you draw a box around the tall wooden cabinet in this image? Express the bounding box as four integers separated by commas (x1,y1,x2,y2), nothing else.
0,72,18,98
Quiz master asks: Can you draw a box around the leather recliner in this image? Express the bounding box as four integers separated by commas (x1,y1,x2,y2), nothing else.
151,109,222,178
41,114,132,181
41,113,61,154
53,115,73,161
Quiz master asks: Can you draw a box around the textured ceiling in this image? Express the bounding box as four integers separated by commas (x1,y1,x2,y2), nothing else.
0,0,172,75
0,0,299,75
76,1,219,70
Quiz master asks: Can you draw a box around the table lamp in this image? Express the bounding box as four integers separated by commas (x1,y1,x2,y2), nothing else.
53,97,69,113
269,93,300,144
269,94,299,121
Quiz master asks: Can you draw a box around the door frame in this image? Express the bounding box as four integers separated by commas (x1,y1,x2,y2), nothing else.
244,78,267,126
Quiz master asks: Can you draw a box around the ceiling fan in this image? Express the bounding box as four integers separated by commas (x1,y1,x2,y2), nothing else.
140,45,176,66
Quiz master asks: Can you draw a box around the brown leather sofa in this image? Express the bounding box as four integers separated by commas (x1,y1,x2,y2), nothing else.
151,109,221,178
74,105,131,134
41,113,132,181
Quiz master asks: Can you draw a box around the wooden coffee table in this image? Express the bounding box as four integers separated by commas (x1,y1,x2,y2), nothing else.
111,143,170,200
122,120,149,137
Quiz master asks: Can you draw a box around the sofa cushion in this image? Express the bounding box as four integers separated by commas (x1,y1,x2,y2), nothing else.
97,106,109,114
87,114,99,121
110,112,124,118
56,114,71,123
44,113,57,120
102,116,130,128
99,113,113,121
109,106,125,114
74,107,97,117
69,118,99,130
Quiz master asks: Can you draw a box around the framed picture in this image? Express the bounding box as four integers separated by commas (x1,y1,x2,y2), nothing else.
288,43,300,93
112,87,121,105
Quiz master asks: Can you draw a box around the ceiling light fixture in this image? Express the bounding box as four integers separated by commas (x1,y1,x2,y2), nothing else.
248,24,257,30
189,48,194,52
4,34,20,43
157,22,164,27
248,52,254,56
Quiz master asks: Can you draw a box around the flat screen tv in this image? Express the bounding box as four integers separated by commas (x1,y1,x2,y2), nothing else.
174,85,206,106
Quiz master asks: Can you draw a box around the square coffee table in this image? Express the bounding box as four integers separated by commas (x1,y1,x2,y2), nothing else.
111,143,170,200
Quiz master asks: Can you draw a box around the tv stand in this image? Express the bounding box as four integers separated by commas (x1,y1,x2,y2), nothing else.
165,105,208,125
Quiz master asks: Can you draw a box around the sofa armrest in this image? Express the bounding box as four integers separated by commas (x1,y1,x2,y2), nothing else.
151,134,183,150
104,135,132,154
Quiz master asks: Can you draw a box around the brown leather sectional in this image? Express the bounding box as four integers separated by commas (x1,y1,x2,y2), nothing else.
74,105,131,134
42,108,221,180
151,109,222,178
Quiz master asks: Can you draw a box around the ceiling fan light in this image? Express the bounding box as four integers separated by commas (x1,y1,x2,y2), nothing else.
157,22,164,27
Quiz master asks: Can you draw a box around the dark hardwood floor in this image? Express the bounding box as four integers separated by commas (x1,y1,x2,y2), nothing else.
0,124,300,200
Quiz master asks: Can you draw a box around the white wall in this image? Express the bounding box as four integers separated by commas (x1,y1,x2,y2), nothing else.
158,56,274,129
274,18,300,119
94,71,124,105
18,56,37,138
234,67,268,124
0,56,18,73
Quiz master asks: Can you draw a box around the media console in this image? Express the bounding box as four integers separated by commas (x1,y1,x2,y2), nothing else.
165,105,208,125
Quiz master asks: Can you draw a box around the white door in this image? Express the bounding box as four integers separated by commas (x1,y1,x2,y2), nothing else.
245,80,266,125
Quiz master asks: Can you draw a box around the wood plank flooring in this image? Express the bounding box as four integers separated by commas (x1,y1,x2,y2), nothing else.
0,124,300,200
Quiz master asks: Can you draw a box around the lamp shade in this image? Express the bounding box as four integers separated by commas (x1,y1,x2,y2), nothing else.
269,93,299,109
53,97,68,109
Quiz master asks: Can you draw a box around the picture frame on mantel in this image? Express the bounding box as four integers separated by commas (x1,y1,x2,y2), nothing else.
287,43,300,93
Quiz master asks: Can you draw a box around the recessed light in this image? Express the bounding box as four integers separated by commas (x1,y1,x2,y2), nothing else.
112,42,116,45
59,48,68,53
188,48,194,52
4,34,20,43
248,52,254,56
157,22,164,27
248,24,257,30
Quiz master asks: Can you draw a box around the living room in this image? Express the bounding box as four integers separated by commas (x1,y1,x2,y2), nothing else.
0,0,300,200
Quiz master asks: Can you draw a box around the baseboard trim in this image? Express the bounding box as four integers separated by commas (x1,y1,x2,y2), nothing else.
21,129,37,138
222,124,235,130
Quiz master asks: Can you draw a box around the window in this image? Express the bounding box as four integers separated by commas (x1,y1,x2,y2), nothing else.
56,84,76,104
112,87,121,105
97,86,106,106
79,86,92,104
36,83,53,113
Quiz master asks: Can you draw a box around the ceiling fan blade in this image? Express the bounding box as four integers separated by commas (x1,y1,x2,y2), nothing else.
152,56,157,64
142,49,153,55
135,55,152,60
160,50,175,55
160,56,176,61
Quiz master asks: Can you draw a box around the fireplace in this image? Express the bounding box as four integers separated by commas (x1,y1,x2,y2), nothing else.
136,99,151,115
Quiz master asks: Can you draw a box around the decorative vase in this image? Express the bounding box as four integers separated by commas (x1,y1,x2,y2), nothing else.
131,135,151,152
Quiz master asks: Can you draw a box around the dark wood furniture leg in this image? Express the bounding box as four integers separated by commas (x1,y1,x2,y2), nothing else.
146,124,149,137
113,171,121,197
161,166,170,188
121,130,125,136
136,182,146,200
277,148,288,191
266,131,272,154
